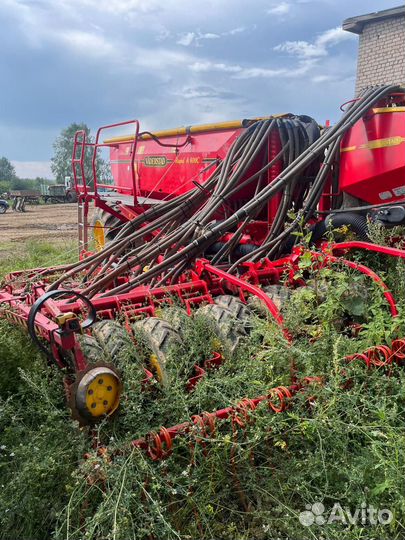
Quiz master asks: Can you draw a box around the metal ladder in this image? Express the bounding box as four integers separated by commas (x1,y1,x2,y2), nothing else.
78,199,89,254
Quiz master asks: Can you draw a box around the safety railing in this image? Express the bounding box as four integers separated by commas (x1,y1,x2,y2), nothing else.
72,120,140,201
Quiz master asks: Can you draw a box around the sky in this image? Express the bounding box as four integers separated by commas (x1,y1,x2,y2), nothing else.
0,0,399,178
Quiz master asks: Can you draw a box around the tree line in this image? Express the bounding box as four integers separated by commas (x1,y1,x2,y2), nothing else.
0,158,52,194
1,122,110,195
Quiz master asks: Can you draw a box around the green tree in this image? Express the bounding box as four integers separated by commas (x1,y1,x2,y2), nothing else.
0,157,17,183
51,123,109,187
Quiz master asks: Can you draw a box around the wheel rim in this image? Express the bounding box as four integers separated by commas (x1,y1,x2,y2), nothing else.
93,219,106,251
74,366,121,421
149,353,166,384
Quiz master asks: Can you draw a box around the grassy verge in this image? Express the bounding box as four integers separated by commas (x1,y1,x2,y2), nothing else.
0,238,77,276
0,234,404,539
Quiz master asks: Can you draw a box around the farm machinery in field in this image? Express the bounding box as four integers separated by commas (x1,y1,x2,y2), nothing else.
1,85,405,457
40,180,78,204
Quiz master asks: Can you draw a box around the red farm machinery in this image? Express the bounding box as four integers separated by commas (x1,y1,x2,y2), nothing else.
1,85,405,458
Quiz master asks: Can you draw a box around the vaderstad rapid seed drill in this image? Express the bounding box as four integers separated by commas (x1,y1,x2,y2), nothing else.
1,85,405,457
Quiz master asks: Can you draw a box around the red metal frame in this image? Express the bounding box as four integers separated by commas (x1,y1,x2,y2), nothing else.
2,96,405,435
131,377,323,460
196,260,291,341
2,242,404,380
72,120,140,202
132,337,405,460
92,120,139,201
326,241,405,259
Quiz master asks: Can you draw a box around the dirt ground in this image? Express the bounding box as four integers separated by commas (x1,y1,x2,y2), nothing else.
0,203,80,243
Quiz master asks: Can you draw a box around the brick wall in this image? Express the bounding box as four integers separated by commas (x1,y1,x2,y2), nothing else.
355,15,405,94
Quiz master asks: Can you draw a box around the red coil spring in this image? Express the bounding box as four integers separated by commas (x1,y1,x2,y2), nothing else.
137,339,405,461
392,338,405,360
347,339,405,368
267,385,293,413
232,398,257,429
191,411,217,444
146,426,173,461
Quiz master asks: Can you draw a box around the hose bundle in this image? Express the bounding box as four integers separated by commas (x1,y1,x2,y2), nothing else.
47,85,404,297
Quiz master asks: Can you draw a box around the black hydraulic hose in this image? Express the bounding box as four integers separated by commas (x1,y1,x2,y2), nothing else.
138,131,191,148
196,120,274,226
310,212,369,242
120,89,392,273
226,143,288,199
257,136,342,259
51,159,227,288
28,290,96,358
99,94,382,293
222,87,403,268
317,198,405,214
52,85,404,297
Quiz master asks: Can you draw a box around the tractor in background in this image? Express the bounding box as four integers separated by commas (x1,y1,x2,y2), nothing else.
41,177,77,204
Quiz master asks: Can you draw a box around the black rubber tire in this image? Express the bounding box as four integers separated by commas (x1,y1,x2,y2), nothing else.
132,317,182,385
65,191,77,203
158,307,189,337
0,204,8,214
214,295,254,327
263,285,291,311
77,334,104,364
195,303,247,355
92,320,132,362
247,284,291,315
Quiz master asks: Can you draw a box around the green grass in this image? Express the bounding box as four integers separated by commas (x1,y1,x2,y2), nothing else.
0,235,405,539
0,238,77,277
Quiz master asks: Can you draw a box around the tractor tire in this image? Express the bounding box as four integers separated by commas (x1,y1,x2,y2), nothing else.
0,204,7,214
66,191,77,203
70,334,122,425
77,334,104,364
132,317,182,385
91,209,122,251
195,303,247,355
92,320,133,363
214,295,254,326
158,306,189,337
263,285,291,311
247,284,291,315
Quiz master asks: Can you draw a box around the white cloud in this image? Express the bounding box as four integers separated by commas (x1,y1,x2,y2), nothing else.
189,53,322,79
176,32,196,46
224,27,246,36
312,74,334,83
12,161,53,179
174,86,237,100
190,60,290,79
176,26,247,47
58,30,115,58
235,66,288,78
317,26,352,47
275,40,327,58
190,61,243,73
177,31,221,47
267,2,291,15
274,26,354,59
155,27,171,41
200,33,220,40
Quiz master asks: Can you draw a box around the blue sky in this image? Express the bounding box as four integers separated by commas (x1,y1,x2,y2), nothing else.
0,0,398,178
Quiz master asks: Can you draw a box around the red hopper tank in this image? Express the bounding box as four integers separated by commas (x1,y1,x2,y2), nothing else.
339,100,405,204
